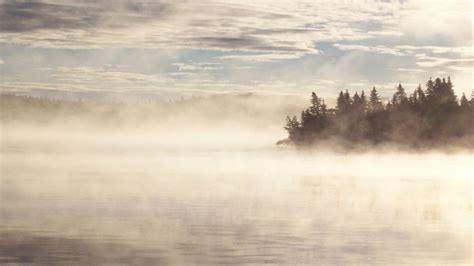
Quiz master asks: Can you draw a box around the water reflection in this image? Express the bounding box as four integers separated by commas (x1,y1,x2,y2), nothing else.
0,144,472,265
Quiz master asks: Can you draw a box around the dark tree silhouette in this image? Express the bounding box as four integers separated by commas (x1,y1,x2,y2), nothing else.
460,93,469,110
282,77,473,148
391,83,408,108
368,87,383,112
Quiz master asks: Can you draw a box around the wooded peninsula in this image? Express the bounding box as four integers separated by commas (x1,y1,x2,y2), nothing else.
281,77,473,148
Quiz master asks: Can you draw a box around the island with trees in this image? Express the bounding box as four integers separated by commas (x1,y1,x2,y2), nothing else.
281,77,473,149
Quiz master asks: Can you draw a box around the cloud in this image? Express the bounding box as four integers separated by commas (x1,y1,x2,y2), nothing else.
0,0,407,57
395,0,471,45
1,0,470,64
0,64,350,99
395,68,427,73
416,58,474,68
0,65,299,97
46,66,173,88
1,0,472,99
367,31,404,37
395,46,472,56
334,44,404,56
335,44,472,57
217,53,309,62
172,62,222,72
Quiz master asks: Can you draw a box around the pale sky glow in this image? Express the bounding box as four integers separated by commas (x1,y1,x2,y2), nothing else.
0,0,472,102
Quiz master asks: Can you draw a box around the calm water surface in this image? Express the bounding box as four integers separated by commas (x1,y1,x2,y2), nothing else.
0,136,472,265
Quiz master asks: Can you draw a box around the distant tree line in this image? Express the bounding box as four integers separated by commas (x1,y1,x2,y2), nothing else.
282,77,473,147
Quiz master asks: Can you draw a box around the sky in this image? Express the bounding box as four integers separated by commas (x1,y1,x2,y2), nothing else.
0,0,472,102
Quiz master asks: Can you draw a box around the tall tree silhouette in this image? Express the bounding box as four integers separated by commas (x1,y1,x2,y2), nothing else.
368,87,383,112
391,83,408,107
352,91,367,114
284,115,300,142
460,93,469,110
282,77,472,148
336,90,352,115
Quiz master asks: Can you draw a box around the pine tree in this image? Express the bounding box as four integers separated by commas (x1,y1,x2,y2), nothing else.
321,100,327,116
336,91,345,114
284,115,300,141
409,89,417,107
310,92,324,116
360,91,367,111
344,90,352,106
310,92,319,107
368,87,383,111
352,92,365,114
336,90,352,115
392,83,408,107
353,92,361,106
300,110,310,127
460,93,469,110
426,78,435,102
444,76,457,109
416,84,425,106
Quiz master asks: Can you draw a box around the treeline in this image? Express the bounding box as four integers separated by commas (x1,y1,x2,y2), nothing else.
0,92,303,128
282,77,473,148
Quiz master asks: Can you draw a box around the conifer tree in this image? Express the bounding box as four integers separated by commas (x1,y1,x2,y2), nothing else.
284,115,300,141
352,92,365,114
409,89,418,108
336,91,345,114
416,84,425,107
336,90,352,115
444,76,457,109
353,92,361,105
426,78,435,101
392,83,407,107
460,93,469,110
368,87,383,111
310,92,324,116
344,90,352,106
300,109,310,127
360,91,367,111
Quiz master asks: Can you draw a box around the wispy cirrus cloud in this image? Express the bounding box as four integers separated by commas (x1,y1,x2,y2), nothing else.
334,44,405,56
415,55,474,68
217,53,308,62
45,66,173,87
367,31,404,37
0,0,410,59
0,0,472,100
335,44,472,57
395,68,427,73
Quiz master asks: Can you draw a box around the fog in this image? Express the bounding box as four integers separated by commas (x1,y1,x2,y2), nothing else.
0,94,472,265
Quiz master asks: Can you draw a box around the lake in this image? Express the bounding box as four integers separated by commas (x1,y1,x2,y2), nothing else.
0,129,472,265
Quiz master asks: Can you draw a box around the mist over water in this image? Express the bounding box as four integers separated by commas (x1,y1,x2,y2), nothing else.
1,0,472,263
0,96,472,265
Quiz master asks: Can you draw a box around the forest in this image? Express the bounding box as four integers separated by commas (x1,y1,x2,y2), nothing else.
282,77,473,148
0,92,303,129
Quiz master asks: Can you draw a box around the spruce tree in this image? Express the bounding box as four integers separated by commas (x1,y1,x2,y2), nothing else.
352,92,365,114
368,87,382,111
336,90,351,115
392,83,408,107
336,91,345,114
360,91,367,111
310,92,323,116
460,93,469,110
344,90,351,106
416,84,425,107
426,78,435,102
284,115,300,141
